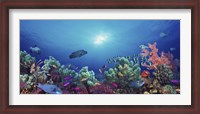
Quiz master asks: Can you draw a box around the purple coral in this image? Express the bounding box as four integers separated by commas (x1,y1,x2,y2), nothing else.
88,84,114,94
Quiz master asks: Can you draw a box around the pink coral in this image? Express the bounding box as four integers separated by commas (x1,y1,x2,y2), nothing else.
141,42,178,70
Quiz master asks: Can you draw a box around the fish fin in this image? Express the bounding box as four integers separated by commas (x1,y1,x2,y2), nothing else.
37,83,42,88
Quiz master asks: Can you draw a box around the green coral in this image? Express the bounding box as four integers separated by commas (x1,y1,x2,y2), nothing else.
104,57,142,88
77,66,98,86
59,65,76,76
20,51,36,74
41,56,61,72
20,51,35,64
161,85,176,94
33,71,47,84
20,74,36,89
153,64,174,85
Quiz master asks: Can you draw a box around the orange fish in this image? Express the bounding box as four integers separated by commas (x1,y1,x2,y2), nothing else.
141,70,150,78
118,72,124,77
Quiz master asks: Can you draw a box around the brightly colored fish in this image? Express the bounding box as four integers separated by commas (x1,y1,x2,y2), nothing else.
37,83,63,94
171,79,180,85
111,82,118,88
129,80,144,88
141,70,150,78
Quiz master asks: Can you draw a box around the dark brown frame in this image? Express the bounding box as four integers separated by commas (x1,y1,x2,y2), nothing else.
0,0,199,113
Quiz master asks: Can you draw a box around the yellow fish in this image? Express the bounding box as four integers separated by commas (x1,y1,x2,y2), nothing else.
95,82,101,86
118,72,124,77
81,78,88,82
99,69,102,74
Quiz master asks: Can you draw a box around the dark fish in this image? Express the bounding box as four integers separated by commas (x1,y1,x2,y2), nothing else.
99,65,107,74
111,82,118,88
102,65,106,69
69,50,87,59
171,79,180,85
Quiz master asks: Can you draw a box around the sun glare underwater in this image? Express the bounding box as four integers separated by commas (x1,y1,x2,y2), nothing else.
20,20,180,94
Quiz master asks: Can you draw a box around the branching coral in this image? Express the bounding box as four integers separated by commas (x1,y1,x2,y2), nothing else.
140,42,178,70
20,51,36,74
20,74,38,94
77,66,99,86
41,56,61,72
104,57,142,89
20,51,36,65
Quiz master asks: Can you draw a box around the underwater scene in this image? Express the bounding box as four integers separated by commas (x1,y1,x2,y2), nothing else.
20,20,180,94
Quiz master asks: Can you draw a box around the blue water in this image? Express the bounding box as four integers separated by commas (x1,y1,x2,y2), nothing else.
20,20,180,72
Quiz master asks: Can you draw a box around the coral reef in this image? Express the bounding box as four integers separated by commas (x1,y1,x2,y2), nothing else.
19,40,180,94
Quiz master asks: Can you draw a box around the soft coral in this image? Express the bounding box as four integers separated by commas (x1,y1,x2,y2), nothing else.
141,42,178,70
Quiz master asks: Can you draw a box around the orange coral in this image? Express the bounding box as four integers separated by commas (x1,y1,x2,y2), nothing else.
140,42,176,70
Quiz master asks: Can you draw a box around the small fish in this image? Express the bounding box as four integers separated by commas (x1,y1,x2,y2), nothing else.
81,77,88,82
160,32,168,38
95,82,101,86
118,72,124,77
37,83,62,94
52,65,57,69
99,69,102,74
111,82,118,88
67,64,71,68
107,60,112,64
141,70,150,78
129,80,144,88
74,87,80,91
64,82,70,86
30,45,41,55
64,76,71,80
139,44,149,49
102,65,107,69
170,48,176,51
123,65,128,70
171,79,180,85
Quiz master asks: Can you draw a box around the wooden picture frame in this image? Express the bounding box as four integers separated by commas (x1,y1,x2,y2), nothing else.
0,0,199,113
